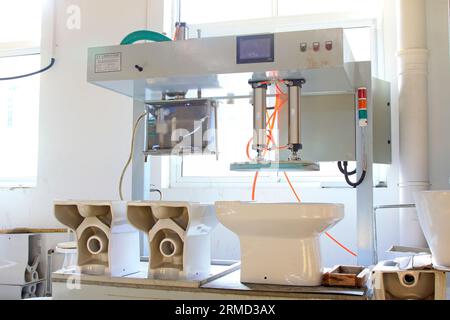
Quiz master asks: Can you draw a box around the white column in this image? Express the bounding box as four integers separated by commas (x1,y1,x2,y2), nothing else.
397,0,429,247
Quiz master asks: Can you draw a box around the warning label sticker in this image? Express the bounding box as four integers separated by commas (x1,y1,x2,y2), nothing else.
95,53,122,73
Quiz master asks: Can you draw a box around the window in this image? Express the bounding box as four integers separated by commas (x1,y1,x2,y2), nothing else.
180,0,273,24
170,0,384,186
179,0,381,24
0,0,43,187
276,0,380,16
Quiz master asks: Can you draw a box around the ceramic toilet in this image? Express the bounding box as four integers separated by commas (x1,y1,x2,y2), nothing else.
414,191,450,269
215,202,344,286
127,201,218,280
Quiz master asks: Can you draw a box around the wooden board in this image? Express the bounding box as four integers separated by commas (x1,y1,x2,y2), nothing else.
0,228,68,234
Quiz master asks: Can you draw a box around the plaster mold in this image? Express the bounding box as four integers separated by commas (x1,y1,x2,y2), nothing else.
127,201,217,280
54,201,139,276
371,260,446,300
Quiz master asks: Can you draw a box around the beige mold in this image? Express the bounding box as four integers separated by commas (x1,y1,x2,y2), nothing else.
127,201,218,280
54,201,140,276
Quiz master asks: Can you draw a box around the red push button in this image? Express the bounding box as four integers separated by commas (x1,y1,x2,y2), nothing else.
313,42,320,52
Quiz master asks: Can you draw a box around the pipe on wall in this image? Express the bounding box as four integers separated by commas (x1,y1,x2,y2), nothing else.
396,0,429,247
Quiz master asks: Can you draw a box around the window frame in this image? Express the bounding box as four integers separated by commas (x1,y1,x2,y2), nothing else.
0,2,42,188
0,50,41,189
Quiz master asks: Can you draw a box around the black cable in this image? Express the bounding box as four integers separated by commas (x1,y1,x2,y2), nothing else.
343,169,366,188
338,161,357,176
0,58,55,81
338,161,366,188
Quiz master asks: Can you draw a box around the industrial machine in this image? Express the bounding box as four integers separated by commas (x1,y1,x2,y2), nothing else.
86,26,391,267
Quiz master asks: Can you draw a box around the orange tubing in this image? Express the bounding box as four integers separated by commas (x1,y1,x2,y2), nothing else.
283,172,301,202
248,82,357,257
283,171,358,257
251,171,259,201
324,231,358,257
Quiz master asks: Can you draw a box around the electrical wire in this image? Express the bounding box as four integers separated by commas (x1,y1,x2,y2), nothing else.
119,111,149,201
0,58,55,81
338,161,366,188
338,161,356,176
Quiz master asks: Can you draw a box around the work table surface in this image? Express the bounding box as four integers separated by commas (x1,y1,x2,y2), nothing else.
52,268,368,300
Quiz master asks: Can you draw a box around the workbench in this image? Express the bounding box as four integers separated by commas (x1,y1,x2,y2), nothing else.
52,267,369,300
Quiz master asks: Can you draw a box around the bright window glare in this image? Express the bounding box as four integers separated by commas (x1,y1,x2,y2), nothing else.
0,0,43,44
345,27,372,61
180,0,273,24
0,55,40,184
277,0,380,16
182,100,255,177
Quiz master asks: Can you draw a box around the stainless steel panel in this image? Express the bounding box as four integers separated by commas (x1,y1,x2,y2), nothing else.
87,29,353,96
278,94,356,162
145,99,217,155
373,78,392,164
287,85,302,146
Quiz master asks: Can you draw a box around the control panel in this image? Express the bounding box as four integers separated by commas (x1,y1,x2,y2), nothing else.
300,40,334,53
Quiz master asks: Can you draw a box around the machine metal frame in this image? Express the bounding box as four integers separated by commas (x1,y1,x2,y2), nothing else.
87,28,391,266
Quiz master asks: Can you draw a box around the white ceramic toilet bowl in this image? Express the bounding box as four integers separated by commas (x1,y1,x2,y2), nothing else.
414,191,450,268
215,202,344,286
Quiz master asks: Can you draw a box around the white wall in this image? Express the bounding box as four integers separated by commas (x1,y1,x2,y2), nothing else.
0,0,148,228
427,0,450,190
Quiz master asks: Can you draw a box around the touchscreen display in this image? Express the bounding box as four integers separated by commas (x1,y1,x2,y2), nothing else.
237,34,274,64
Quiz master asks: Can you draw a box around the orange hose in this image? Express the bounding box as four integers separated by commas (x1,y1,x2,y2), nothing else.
324,232,358,257
283,171,358,257
251,171,259,201
246,138,252,160
283,172,301,202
